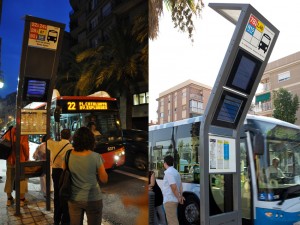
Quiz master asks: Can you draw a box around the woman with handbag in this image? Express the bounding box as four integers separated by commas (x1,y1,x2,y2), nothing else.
3,126,30,207
64,126,108,225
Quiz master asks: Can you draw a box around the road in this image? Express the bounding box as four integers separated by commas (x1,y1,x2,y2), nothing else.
102,166,147,225
0,160,148,225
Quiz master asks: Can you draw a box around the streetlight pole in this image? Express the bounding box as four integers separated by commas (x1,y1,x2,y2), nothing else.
0,73,4,88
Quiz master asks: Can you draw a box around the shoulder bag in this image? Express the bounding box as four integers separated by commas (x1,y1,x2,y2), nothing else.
0,126,13,160
59,149,72,201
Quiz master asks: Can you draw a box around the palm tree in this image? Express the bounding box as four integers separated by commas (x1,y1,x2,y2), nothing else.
76,15,148,129
149,0,204,42
56,51,83,96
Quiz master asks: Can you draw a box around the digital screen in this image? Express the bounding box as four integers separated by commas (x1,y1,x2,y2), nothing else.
217,95,243,123
226,49,262,95
212,91,247,129
23,77,49,101
231,56,256,90
27,79,47,98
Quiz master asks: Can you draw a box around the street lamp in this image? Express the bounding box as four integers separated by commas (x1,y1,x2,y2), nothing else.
0,73,4,88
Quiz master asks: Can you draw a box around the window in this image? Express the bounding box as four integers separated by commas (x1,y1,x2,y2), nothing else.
102,2,112,17
189,100,203,113
90,16,98,30
160,112,164,118
133,92,149,105
278,71,290,82
91,0,98,10
90,36,99,48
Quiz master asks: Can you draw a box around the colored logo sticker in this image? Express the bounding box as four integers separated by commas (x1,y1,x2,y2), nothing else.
239,14,275,61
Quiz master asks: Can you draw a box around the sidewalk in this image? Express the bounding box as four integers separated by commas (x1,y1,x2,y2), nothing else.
0,176,111,225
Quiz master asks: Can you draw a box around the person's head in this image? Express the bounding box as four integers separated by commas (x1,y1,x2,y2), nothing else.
41,135,47,142
87,122,97,131
272,157,280,167
72,127,95,152
61,129,71,140
164,155,174,169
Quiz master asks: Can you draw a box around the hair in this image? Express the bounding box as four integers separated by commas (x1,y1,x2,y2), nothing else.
272,157,280,162
72,127,95,152
41,135,47,142
87,121,96,129
164,155,174,167
61,129,71,140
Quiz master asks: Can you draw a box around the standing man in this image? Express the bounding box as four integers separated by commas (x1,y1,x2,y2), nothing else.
162,155,185,225
47,129,73,225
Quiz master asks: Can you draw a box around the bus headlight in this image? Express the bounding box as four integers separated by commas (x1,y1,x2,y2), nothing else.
265,212,273,217
114,155,120,161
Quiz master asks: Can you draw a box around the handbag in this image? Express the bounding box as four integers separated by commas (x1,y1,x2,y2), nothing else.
0,127,13,160
59,149,72,201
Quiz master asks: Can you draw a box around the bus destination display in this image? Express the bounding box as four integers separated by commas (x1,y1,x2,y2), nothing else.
67,101,108,111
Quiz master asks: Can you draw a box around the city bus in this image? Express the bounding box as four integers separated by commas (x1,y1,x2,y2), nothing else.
149,115,300,225
27,90,125,170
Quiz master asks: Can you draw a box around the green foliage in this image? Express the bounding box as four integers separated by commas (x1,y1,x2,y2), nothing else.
272,88,299,124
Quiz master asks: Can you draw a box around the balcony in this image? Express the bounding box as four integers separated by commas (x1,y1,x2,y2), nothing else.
254,101,272,113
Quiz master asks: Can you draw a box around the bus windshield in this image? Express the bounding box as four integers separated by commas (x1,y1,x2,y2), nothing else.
248,118,300,201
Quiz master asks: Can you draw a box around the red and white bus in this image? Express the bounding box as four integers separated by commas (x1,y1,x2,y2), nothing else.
27,90,125,170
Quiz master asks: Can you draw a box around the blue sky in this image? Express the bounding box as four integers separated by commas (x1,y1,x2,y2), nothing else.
0,0,72,98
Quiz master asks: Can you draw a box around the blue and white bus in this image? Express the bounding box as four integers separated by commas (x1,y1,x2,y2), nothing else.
149,115,300,225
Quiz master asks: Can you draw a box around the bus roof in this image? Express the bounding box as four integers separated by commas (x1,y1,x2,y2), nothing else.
53,96,117,101
149,114,300,131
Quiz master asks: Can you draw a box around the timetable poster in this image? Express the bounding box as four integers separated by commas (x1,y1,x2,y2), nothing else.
209,135,236,173
21,109,47,135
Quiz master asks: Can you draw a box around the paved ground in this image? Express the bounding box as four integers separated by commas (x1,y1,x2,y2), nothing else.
0,175,111,225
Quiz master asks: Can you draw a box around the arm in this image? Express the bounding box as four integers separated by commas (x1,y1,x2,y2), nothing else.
98,164,108,183
149,172,155,187
170,183,185,204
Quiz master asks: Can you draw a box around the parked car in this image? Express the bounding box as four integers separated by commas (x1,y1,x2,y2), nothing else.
122,129,148,171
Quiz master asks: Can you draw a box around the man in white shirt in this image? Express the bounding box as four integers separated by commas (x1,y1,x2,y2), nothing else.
47,129,73,225
162,155,185,225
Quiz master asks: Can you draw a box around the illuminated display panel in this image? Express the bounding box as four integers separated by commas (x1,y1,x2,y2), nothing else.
23,77,50,102
226,49,262,95
217,95,243,123
55,99,119,113
212,91,247,129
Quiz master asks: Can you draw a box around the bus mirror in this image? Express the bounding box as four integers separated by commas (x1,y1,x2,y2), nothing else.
253,132,264,155
54,107,61,122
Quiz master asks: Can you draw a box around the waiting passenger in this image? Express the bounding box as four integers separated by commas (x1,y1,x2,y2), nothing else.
66,127,108,225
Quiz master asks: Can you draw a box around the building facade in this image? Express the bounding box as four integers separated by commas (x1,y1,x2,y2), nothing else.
156,79,212,124
254,51,300,125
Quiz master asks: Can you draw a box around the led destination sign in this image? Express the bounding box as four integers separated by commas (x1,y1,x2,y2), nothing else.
56,99,118,113
67,101,108,111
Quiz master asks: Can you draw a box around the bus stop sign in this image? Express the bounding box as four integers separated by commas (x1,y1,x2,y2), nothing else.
200,3,279,225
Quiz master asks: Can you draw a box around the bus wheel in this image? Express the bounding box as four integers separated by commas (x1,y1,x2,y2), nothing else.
179,195,200,225
134,154,147,170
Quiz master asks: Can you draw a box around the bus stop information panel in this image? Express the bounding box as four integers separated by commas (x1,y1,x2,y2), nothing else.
200,3,279,225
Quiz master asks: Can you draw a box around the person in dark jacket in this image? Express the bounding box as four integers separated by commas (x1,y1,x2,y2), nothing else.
149,170,167,225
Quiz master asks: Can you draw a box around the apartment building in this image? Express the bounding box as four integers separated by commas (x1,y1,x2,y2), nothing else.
254,51,300,125
156,79,212,124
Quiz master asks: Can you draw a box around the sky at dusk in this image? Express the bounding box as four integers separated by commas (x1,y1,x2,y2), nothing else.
0,0,72,98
